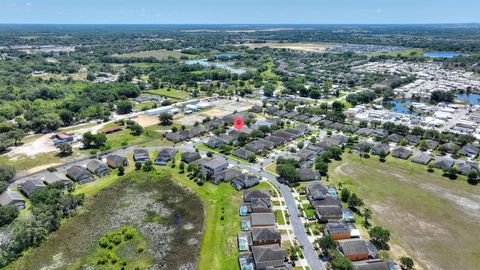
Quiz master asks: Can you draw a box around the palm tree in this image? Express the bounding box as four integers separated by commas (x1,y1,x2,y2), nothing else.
364,207,372,228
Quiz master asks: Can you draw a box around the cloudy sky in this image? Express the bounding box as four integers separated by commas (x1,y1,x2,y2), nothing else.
0,0,478,24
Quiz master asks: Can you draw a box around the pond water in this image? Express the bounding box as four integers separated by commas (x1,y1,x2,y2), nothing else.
423,51,470,58
215,53,240,59
385,100,417,115
455,93,480,105
185,59,246,74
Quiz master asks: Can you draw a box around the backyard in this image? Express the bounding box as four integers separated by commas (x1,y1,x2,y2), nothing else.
329,153,480,270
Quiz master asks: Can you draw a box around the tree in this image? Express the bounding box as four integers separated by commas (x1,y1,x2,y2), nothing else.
363,207,372,228
368,226,391,250
340,188,351,203
330,254,354,270
442,167,457,180
399,256,415,270
135,162,142,170
142,161,154,172
117,100,133,114
0,205,19,227
316,235,336,253
0,164,16,183
56,143,73,156
378,150,387,162
179,162,185,173
467,170,479,185
129,123,143,136
418,140,428,151
329,146,343,160
118,166,125,176
159,113,173,126
276,164,299,184
248,154,257,163
315,159,328,176
347,193,364,211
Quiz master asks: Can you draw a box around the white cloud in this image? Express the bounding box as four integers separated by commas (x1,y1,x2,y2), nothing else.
25,2,32,6
376,8,383,13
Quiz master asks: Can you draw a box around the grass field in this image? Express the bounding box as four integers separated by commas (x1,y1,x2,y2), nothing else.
329,153,480,270
113,49,186,60
146,88,192,100
243,42,336,52
8,171,204,270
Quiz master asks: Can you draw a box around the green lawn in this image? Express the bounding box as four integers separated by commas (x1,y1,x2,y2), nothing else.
329,153,480,270
275,210,286,225
146,88,192,100
264,163,278,176
166,154,243,270
134,100,156,111
196,143,249,164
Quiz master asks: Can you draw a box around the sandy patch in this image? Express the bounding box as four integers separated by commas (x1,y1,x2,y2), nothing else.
135,114,160,127
8,134,57,158
200,108,229,118
27,163,62,174
242,42,337,52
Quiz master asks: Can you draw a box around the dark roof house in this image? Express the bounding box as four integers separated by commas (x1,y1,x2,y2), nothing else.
0,191,26,208
106,154,128,168
181,151,201,164
391,147,412,160
133,149,150,163
66,165,94,184
251,227,281,246
231,174,260,190
20,179,46,198
212,168,243,184
154,147,177,165
86,159,110,177
251,244,290,270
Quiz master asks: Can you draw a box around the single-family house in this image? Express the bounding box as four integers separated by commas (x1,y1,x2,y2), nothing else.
405,135,421,146
256,138,276,150
432,157,455,169
181,152,201,164
325,221,351,240
391,147,412,160
106,154,128,168
265,135,285,146
387,133,403,144
20,179,46,198
231,174,260,190
438,142,460,154
245,141,266,154
424,139,440,150
297,168,320,181
205,137,225,149
251,244,290,270
411,153,432,165
203,159,228,175
337,239,370,261
356,128,374,137
244,189,270,202
155,147,177,165
373,129,389,139
371,144,390,156
306,181,329,197
460,144,480,158
233,148,255,160
457,161,479,176
251,227,281,246
353,260,390,270
86,159,110,177
250,212,276,227
0,191,26,208
315,205,343,222
66,165,94,184
133,149,150,163
352,141,373,153
212,168,242,184
165,132,185,143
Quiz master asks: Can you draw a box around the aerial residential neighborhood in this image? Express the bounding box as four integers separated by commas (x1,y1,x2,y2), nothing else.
0,2,479,270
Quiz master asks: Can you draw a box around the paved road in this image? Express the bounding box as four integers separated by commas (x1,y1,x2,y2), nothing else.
182,137,326,270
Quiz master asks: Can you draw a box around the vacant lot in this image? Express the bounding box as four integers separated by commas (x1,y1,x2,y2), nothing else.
113,49,186,60
243,42,337,52
147,88,191,100
329,154,480,270
8,171,204,270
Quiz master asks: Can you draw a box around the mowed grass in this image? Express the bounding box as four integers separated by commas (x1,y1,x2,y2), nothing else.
329,153,480,270
113,49,186,60
146,88,191,100
165,155,242,270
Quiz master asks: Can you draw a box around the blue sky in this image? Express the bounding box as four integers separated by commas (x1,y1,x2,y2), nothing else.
0,0,478,24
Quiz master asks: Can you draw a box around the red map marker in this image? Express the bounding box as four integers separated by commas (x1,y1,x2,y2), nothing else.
234,117,244,131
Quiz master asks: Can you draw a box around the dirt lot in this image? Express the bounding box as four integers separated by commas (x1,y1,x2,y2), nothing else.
330,154,480,270
135,114,160,127
242,42,337,52
113,49,186,60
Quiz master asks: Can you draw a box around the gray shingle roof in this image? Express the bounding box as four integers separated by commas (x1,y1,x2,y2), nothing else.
338,239,369,257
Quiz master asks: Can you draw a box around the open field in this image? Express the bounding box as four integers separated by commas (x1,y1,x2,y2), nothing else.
242,42,337,52
113,49,186,60
329,153,480,270
166,154,243,270
8,171,204,270
146,88,191,100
